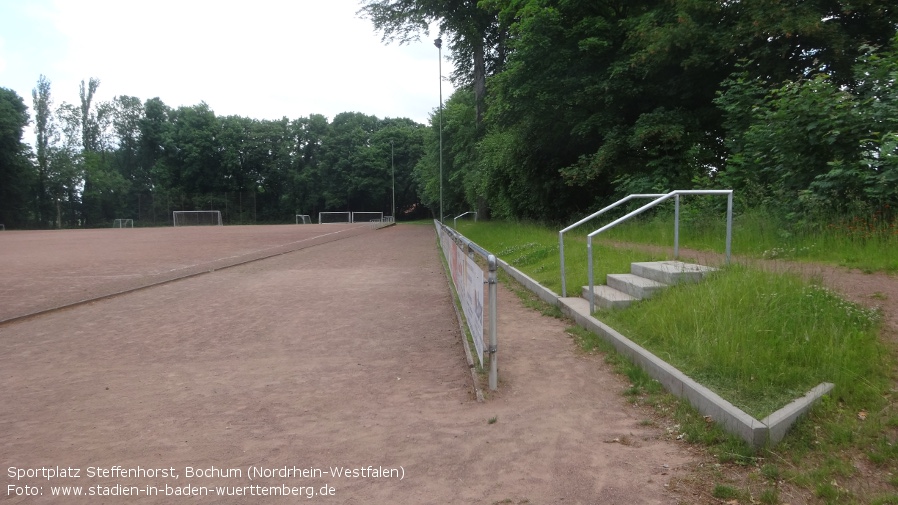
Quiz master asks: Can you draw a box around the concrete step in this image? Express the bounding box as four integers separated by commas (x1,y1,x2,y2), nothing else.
559,296,591,315
581,284,637,309
607,273,668,300
630,260,716,285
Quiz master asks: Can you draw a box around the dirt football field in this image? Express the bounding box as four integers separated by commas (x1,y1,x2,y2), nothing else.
1,223,699,504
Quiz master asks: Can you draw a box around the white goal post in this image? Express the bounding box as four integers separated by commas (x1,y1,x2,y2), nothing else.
173,210,223,226
112,219,134,228
318,212,351,224
296,214,312,224
351,212,383,223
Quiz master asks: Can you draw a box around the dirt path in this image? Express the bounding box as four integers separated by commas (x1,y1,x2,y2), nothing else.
2,225,698,504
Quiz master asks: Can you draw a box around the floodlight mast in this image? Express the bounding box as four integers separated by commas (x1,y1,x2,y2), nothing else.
435,36,444,223
391,140,395,221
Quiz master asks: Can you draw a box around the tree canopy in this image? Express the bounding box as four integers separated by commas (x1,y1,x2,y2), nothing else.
403,0,898,223
0,87,33,227
0,77,427,228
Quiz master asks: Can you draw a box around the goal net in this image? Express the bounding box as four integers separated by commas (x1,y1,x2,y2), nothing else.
319,212,351,224
173,210,223,226
296,214,312,224
351,212,383,223
112,219,133,228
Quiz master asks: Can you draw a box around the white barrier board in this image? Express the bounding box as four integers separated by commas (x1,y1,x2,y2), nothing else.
440,228,485,365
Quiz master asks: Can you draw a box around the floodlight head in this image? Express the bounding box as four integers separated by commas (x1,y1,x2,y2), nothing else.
434,37,442,49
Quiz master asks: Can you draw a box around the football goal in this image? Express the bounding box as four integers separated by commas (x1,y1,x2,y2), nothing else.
296,214,312,224
112,219,134,228
173,210,223,226
351,212,383,223
319,212,351,224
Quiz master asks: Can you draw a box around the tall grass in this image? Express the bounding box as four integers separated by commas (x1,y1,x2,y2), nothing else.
455,219,890,419
600,265,887,418
457,220,671,295
601,205,898,272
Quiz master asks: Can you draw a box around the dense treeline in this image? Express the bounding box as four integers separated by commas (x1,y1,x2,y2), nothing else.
2,1,897,229
362,0,898,226
0,78,426,228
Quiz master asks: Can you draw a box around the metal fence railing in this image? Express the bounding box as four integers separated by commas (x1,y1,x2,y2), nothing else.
559,194,665,297
435,220,499,391
583,190,733,312
453,211,477,229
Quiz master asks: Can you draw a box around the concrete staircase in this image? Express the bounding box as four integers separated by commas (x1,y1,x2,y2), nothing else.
582,260,716,309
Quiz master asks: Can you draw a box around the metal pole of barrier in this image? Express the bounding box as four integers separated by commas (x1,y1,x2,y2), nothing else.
587,236,595,313
559,231,567,297
725,191,733,264
488,254,498,391
674,193,680,259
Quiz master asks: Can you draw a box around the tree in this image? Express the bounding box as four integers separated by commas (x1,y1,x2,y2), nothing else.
67,78,129,226
108,95,147,220
53,101,86,227
480,1,645,219
0,87,33,228
31,75,54,226
165,102,223,197
318,112,382,211
372,118,426,219
469,0,898,222
288,114,330,219
359,0,506,124
414,89,479,218
10,77,435,227
716,36,898,219
79,78,102,152
135,97,172,224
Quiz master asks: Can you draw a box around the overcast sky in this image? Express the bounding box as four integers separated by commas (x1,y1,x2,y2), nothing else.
0,0,454,137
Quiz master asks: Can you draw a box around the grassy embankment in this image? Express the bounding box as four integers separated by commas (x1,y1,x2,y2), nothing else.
452,212,897,504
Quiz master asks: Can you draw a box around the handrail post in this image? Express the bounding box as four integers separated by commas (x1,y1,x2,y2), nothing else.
726,191,733,264
558,193,665,299
488,254,498,391
587,236,595,313
576,190,733,315
674,193,680,259
559,231,567,297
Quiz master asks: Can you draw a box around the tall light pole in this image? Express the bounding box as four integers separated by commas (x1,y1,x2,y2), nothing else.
434,36,444,223
391,140,395,221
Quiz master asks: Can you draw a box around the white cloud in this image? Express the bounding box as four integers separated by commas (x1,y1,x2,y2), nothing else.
0,36,6,75
21,0,454,124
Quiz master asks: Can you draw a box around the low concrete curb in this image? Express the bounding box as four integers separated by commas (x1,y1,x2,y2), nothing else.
495,258,832,449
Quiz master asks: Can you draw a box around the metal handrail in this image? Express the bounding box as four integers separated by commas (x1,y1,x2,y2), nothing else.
585,190,734,313
559,194,665,296
453,211,477,229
